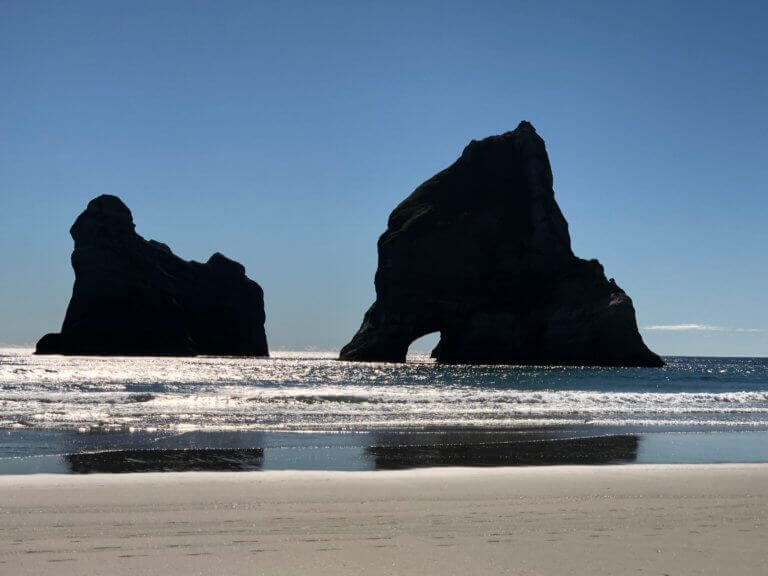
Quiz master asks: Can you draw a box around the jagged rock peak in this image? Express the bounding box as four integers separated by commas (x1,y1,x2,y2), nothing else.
70,194,136,244
36,195,268,357
207,252,246,277
340,122,662,367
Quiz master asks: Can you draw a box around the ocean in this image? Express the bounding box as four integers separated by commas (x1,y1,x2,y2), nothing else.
2,349,768,473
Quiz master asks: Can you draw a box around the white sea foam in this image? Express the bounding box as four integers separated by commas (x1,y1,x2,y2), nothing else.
2,349,768,432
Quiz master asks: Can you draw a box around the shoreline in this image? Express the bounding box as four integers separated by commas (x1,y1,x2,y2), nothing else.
2,460,768,479
3,427,768,474
2,464,767,575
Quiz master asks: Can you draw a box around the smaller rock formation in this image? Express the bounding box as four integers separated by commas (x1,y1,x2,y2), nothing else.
36,195,268,356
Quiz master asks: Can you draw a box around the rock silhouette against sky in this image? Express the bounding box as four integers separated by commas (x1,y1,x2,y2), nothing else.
340,121,663,367
36,195,268,356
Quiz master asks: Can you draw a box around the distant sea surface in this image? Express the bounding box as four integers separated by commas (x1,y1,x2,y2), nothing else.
1,349,768,473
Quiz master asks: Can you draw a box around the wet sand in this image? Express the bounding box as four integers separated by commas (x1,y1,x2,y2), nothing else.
1,465,767,575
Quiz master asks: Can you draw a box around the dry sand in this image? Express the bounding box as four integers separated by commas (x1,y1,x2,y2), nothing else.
1,464,767,575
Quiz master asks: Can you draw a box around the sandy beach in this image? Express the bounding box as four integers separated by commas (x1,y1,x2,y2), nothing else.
1,464,766,575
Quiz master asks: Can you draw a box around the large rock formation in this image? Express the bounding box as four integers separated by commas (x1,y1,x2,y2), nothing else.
340,121,662,367
36,195,268,356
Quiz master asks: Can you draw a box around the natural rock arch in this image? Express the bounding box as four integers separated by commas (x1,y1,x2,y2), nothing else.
340,121,662,367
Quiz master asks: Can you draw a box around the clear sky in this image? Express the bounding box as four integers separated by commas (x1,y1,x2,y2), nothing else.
1,0,766,356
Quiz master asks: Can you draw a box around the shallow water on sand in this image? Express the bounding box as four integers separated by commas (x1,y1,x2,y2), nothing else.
2,428,768,474
2,349,768,472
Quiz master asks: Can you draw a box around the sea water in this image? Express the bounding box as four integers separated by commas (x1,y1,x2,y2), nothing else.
1,349,767,472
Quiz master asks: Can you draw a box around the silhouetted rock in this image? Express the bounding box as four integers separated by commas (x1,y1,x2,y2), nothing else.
340,121,662,366
36,195,268,356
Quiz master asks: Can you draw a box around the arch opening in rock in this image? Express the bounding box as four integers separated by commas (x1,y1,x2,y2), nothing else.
406,332,441,362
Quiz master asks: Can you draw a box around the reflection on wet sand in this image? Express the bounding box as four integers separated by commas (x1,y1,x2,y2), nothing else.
367,434,639,469
65,448,264,474
2,429,647,474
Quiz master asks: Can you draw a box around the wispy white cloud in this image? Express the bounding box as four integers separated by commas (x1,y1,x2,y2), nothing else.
643,324,763,333
643,324,719,331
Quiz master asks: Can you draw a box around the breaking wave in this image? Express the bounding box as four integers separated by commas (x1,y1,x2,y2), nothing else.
2,349,768,432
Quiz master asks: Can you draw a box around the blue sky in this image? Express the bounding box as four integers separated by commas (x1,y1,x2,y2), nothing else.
1,0,766,355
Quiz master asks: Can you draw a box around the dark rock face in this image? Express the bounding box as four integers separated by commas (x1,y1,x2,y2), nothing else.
36,195,268,356
340,121,662,367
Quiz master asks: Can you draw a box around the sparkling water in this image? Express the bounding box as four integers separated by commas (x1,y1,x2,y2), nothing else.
2,349,767,433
